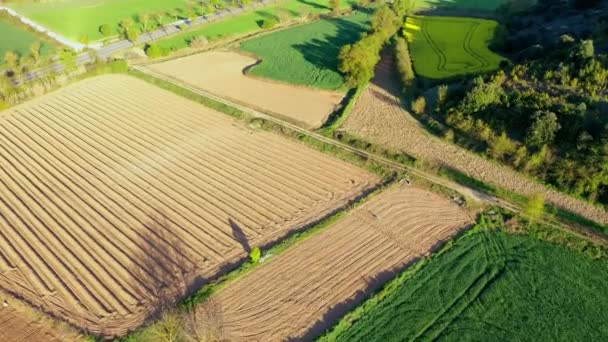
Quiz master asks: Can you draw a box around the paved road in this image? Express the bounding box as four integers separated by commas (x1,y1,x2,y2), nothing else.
14,0,277,83
134,65,608,247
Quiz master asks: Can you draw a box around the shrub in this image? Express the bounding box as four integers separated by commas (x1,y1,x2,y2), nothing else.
412,96,426,115
250,247,261,263
109,60,128,73
145,44,169,59
189,36,209,49
395,37,415,92
99,24,113,38
126,26,141,43
259,18,278,29
330,0,341,14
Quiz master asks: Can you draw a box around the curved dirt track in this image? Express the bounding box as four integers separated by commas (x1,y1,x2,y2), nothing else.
340,56,608,225
213,185,472,341
146,51,345,129
0,75,379,337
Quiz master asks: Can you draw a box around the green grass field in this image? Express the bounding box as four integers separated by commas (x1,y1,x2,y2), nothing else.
238,11,369,90
0,16,55,63
321,217,608,341
405,16,505,81
157,0,358,51
7,0,189,41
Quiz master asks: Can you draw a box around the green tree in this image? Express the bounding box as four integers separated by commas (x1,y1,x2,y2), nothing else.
126,26,141,43
153,11,167,27
370,6,398,37
392,0,414,18
412,96,426,115
579,39,595,59
524,193,545,223
489,131,516,160
4,51,18,69
139,12,151,31
330,0,341,14
395,37,415,91
525,111,560,148
99,24,113,38
145,44,167,59
29,42,41,65
250,247,261,263
59,49,78,73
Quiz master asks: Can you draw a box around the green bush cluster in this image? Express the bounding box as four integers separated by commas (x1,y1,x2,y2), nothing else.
441,40,608,205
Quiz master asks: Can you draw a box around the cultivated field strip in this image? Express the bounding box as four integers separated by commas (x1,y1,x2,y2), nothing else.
0,75,379,336
214,185,473,341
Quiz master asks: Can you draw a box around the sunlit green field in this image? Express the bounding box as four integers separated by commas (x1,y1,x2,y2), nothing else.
405,16,505,80
239,11,369,90
158,0,358,51
7,0,189,41
321,218,608,341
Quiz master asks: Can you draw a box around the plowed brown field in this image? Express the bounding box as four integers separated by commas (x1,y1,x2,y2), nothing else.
213,185,472,341
341,56,608,225
145,51,345,128
0,74,379,337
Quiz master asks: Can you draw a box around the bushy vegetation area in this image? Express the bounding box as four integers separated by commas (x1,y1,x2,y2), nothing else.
404,16,506,82
239,11,369,90
321,212,608,341
428,39,608,205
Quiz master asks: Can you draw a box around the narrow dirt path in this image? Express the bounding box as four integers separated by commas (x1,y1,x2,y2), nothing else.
340,55,608,225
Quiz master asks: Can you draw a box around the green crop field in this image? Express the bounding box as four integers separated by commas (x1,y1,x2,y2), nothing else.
7,0,189,41
321,217,608,341
157,0,358,52
238,11,369,90
405,16,506,81
414,0,517,11
0,16,55,63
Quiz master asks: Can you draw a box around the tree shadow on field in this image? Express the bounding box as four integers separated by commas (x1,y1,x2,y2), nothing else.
128,212,205,322
296,0,329,10
229,218,251,254
292,15,369,81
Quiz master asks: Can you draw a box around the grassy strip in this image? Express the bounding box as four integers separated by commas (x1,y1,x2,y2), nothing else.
320,86,365,135
318,209,608,341
438,166,608,234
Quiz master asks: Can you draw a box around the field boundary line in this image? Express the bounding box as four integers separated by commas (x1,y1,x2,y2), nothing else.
131,66,608,247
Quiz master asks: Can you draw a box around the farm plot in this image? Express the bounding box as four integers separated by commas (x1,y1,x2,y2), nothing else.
6,0,189,41
239,11,370,90
340,56,608,225
211,185,472,341
323,224,608,341
0,14,56,62
405,16,505,81
0,74,379,337
146,51,344,128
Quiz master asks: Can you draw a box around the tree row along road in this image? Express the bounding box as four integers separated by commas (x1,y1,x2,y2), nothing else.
134,65,608,247
10,0,278,83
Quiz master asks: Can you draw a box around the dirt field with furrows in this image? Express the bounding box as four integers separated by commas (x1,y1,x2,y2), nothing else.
145,51,345,128
211,185,472,341
0,290,82,342
0,74,379,337
341,56,608,225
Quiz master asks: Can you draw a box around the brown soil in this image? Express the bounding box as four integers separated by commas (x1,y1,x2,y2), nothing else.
145,51,345,129
0,290,82,342
0,74,379,337
341,56,608,225
213,185,472,341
